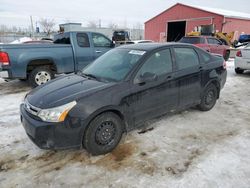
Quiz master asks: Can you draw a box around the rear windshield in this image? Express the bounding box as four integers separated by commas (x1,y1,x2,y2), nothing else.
53,33,71,44
179,37,205,44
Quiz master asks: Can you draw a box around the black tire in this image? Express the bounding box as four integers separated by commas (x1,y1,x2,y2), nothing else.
235,68,244,74
83,112,123,155
224,50,230,61
198,84,218,111
28,66,54,87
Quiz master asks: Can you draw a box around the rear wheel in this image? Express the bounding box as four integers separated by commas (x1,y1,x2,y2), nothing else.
235,68,244,74
28,66,54,87
83,112,123,155
198,84,218,111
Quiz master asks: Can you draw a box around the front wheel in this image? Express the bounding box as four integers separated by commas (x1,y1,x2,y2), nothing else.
235,68,244,74
198,84,218,111
83,112,123,155
29,66,54,87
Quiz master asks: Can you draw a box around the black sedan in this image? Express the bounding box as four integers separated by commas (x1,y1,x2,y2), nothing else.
20,43,227,155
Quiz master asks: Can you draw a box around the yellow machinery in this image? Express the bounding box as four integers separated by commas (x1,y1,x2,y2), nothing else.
187,24,236,47
215,32,235,46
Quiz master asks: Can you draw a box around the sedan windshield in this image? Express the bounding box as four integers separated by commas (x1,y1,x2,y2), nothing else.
82,48,146,82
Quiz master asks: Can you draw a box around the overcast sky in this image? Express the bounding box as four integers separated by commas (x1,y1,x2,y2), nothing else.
1,0,250,29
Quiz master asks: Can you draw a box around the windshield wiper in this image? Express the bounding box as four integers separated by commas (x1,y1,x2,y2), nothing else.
80,72,98,80
80,72,117,83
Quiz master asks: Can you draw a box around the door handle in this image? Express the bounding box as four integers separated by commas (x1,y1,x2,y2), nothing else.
96,50,102,53
166,75,173,81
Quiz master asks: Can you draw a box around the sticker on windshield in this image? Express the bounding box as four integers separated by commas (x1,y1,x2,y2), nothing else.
129,50,146,56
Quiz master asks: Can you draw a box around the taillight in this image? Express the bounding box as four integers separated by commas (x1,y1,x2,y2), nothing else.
236,50,242,57
0,52,10,65
223,61,227,69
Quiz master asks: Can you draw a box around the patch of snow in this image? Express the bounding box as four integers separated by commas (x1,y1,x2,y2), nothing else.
10,37,32,44
189,4,250,20
0,65,250,187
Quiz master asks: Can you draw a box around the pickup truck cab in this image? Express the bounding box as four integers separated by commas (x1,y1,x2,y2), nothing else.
0,32,114,87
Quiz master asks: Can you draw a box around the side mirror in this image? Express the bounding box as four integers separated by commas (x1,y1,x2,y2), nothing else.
135,72,157,85
110,41,115,48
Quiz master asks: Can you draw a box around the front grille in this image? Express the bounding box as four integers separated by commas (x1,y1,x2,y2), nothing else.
24,99,41,116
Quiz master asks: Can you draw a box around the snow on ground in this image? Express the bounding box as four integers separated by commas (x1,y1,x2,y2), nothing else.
0,59,250,188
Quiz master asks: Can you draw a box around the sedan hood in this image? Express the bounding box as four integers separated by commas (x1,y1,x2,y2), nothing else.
27,74,114,108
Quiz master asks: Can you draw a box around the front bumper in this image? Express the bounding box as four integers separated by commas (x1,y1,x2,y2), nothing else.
20,104,84,150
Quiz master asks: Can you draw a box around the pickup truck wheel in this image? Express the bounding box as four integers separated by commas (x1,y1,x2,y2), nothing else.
235,68,244,74
29,66,54,87
198,84,218,111
83,112,123,156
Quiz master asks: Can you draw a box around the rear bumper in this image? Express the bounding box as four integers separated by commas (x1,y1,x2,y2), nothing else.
20,104,84,150
0,64,9,78
0,71,9,78
235,57,250,70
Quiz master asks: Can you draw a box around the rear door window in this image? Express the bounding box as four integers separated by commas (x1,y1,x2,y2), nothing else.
174,48,200,70
77,33,90,47
196,48,211,63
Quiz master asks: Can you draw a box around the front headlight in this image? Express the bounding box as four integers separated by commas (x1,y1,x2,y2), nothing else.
38,101,77,122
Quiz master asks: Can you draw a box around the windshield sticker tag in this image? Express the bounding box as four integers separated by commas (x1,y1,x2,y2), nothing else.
129,50,146,55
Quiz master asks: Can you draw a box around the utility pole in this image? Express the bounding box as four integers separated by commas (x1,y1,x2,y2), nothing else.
30,15,34,38
99,19,101,28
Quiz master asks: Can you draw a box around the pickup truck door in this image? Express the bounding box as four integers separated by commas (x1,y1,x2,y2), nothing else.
74,33,95,71
91,33,113,59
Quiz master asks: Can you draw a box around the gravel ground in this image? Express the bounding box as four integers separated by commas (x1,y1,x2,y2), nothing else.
0,59,249,188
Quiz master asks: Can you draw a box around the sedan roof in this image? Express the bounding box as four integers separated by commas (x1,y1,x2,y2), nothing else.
117,42,194,51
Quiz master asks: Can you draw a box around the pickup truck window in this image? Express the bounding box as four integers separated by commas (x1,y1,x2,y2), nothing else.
77,33,90,47
174,48,199,70
92,33,111,47
54,33,71,44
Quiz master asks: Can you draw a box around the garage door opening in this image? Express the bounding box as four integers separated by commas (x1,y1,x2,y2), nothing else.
167,21,186,42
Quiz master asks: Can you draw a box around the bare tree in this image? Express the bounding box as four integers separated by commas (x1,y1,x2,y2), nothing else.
39,18,55,35
12,26,18,33
87,20,97,28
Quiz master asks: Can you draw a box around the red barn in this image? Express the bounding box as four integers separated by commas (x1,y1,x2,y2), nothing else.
145,3,250,42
